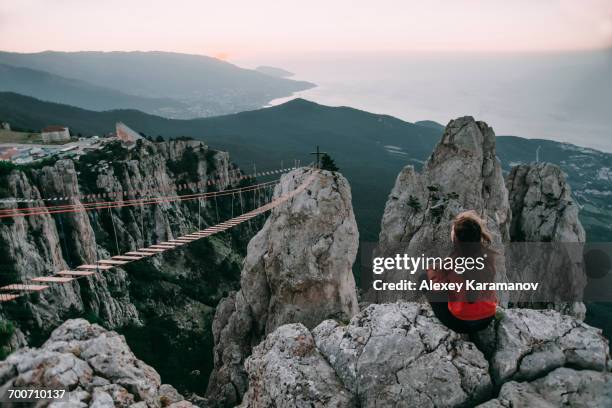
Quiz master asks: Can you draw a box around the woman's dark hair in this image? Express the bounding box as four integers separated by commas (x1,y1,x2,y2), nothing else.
452,211,492,244
454,217,483,242
451,211,495,290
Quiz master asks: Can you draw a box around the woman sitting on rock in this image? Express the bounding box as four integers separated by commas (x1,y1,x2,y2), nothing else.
421,210,498,333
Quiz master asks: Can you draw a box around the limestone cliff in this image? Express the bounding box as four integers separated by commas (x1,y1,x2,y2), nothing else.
0,139,252,394
0,319,196,407
372,116,511,302
506,163,587,318
206,168,359,407
373,117,589,316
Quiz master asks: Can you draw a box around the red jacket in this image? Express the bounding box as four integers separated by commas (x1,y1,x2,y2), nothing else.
428,266,497,321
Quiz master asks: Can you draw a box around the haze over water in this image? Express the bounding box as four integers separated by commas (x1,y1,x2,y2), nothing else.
239,50,612,152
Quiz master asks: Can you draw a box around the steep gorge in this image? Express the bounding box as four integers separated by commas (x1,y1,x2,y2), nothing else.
0,139,259,394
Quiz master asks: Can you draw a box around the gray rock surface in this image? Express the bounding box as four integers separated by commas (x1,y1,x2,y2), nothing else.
239,323,354,408
472,308,609,385
372,116,510,302
206,168,359,406
0,319,195,407
477,367,612,408
312,302,492,408
239,304,610,408
506,163,587,318
240,302,492,408
507,163,585,243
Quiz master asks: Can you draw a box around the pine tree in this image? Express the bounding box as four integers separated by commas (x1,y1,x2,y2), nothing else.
320,153,339,172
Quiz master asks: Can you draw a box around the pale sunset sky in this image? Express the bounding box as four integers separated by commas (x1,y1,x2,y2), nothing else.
1,0,611,58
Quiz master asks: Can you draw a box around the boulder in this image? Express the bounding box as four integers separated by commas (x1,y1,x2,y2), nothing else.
312,302,492,408
239,323,354,408
0,319,195,408
472,308,609,385
477,367,612,408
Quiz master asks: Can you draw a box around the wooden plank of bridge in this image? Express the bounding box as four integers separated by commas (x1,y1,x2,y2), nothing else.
77,264,113,271
0,294,22,302
97,259,129,265
31,276,74,283
160,241,183,246
150,245,176,249
138,248,166,253
1,284,48,292
113,255,144,261
205,228,223,233
125,251,153,256
57,270,96,277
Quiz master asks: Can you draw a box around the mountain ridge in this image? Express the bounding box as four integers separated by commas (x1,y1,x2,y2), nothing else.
0,50,315,118
0,92,610,243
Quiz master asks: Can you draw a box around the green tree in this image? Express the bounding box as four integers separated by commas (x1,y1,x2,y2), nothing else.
320,153,339,172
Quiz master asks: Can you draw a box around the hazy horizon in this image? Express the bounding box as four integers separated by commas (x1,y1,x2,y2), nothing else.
1,0,611,151
1,1,611,57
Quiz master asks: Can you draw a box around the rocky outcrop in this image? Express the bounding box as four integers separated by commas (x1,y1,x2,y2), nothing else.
506,163,587,318
239,323,355,408
238,304,610,408
477,367,612,408
373,117,590,316
0,319,195,407
507,163,585,243
372,116,511,302
0,139,249,394
206,168,359,406
312,303,492,407
472,308,609,385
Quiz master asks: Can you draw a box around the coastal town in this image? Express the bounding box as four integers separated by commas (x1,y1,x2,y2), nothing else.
0,121,143,165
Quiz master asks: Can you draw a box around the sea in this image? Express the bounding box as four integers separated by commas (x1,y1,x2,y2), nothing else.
236,50,612,152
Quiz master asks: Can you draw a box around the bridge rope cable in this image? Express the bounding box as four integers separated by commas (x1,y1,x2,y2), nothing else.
0,180,279,219
0,178,279,216
0,166,298,205
0,170,316,303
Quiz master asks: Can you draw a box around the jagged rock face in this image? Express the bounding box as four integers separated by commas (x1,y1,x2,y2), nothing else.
506,163,587,318
239,304,611,408
472,308,609,385
312,303,492,408
477,368,612,408
239,323,355,408
507,163,585,243
206,168,359,407
0,139,247,394
0,319,195,407
373,117,510,302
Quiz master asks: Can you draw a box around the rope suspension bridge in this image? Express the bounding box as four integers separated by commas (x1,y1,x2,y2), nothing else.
0,163,316,303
